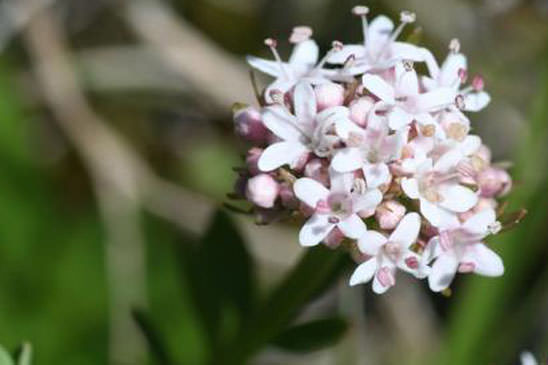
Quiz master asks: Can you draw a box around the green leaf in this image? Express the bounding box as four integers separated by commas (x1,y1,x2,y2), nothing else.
177,209,255,353
15,343,31,365
132,310,172,365
271,318,348,353
0,345,14,365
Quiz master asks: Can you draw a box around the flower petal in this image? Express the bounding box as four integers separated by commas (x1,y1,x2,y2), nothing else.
294,81,317,125
367,15,394,58
438,185,478,213
358,230,387,255
440,53,467,87
258,141,307,171
354,188,383,212
372,267,396,294
293,177,330,208
414,87,455,111
349,259,377,286
362,74,395,104
327,44,367,64
299,214,333,246
464,91,490,112
388,107,413,130
462,208,496,235
390,212,421,248
428,253,459,292
246,55,284,77
363,163,390,188
262,105,301,141
331,148,363,172
338,214,367,239
433,148,463,173
334,118,364,140
463,243,504,277
289,39,319,67
420,199,460,228
401,178,420,199
395,62,419,96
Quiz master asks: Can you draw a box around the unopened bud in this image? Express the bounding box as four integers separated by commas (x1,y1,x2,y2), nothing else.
246,147,263,175
324,227,345,248
245,174,279,208
376,200,406,230
478,167,512,198
472,75,485,91
315,82,345,111
349,96,374,127
304,159,329,186
279,182,298,209
234,106,268,143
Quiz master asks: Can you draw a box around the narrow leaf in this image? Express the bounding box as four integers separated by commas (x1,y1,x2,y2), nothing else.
271,317,349,352
132,309,173,365
0,345,13,365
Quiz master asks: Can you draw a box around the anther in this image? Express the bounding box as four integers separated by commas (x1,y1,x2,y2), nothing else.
400,11,416,23
328,216,340,224
449,38,461,53
403,60,415,72
289,26,313,43
269,89,284,104
264,37,277,48
331,40,344,51
352,5,369,16
455,94,465,110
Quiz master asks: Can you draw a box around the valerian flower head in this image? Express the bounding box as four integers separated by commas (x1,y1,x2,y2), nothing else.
231,6,519,294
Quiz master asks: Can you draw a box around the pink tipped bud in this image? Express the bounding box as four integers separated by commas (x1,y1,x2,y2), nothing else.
349,96,374,127
264,38,277,48
289,26,313,43
472,75,485,91
324,227,344,248
234,107,268,143
352,5,369,16
245,174,279,208
376,200,406,230
314,83,345,111
246,147,263,176
304,159,329,186
405,256,419,270
478,167,512,198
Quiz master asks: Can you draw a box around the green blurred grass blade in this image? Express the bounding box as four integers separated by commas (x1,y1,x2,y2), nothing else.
132,309,173,365
15,343,31,365
270,317,348,353
0,345,13,365
438,51,548,365
223,245,351,364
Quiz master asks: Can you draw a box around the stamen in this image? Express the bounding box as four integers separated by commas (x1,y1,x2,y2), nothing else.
314,40,344,71
328,216,340,224
455,94,465,110
449,38,461,53
403,59,414,72
352,6,370,45
289,26,313,44
377,11,415,61
447,122,467,141
268,89,284,104
344,54,356,69
420,124,436,137
264,37,289,78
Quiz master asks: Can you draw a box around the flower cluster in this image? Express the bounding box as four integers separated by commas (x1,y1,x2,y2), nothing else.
232,7,514,294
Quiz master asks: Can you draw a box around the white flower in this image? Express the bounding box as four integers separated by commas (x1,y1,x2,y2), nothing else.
293,171,382,246
327,9,437,76
247,35,339,103
422,39,491,112
331,106,406,188
362,62,456,132
401,148,478,227
427,208,503,292
258,82,351,171
349,213,427,294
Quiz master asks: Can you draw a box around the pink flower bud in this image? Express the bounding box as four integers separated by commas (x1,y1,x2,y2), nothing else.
233,175,248,198
246,147,263,176
234,107,268,143
324,227,344,248
245,174,279,208
375,200,406,230
314,83,345,111
304,158,329,186
478,167,512,198
349,97,374,127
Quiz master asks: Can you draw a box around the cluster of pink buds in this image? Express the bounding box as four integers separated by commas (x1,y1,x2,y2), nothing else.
231,7,520,294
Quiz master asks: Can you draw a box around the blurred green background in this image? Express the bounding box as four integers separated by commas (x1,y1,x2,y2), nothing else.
0,0,547,364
